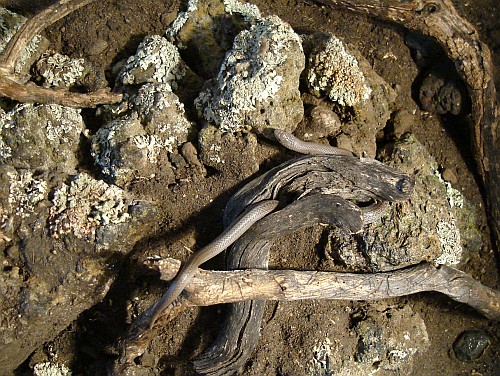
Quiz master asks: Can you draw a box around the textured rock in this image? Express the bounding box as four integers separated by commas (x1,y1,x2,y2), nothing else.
34,52,86,88
117,35,186,87
324,134,481,271
304,33,396,157
0,103,84,173
198,125,259,177
308,305,429,375
195,15,304,136
452,330,490,362
91,83,193,187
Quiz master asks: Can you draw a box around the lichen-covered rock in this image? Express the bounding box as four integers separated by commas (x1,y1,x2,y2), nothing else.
306,34,371,107
0,103,84,173
195,15,305,136
117,35,186,87
34,52,86,88
165,0,262,78
0,163,152,373
325,134,480,271
48,173,131,241
308,305,429,375
0,7,49,75
304,33,396,157
91,83,193,187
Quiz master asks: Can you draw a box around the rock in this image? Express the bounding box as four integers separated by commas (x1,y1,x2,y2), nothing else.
86,38,109,56
324,134,482,271
453,330,490,362
418,68,468,115
442,167,458,185
195,15,304,137
305,34,371,107
165,0,262,78
390,110,414,138
304,33,396,157
0,7,50,75
0,103,84,173
311,305,429,375
0,165,153,373
91,83,193,187
198,125,259,178
294,100,343,141
34,52,86,88
117,35,186,88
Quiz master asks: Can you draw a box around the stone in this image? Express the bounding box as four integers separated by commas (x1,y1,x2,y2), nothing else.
195,15,304,137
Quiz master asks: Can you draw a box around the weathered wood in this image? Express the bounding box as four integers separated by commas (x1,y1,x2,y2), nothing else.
315,0,499,257
112,256,500,372
0,0,122,107
195,156,414,375
148,258,500,322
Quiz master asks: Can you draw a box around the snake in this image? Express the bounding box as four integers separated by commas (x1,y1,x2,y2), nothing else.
193,130,414,375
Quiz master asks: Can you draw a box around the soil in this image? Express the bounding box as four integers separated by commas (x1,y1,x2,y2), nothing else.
1,0,499,375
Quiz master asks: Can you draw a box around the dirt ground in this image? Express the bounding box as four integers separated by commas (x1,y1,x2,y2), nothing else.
1,0,499,375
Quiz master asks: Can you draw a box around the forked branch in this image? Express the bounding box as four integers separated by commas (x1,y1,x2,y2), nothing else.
0,0,122,107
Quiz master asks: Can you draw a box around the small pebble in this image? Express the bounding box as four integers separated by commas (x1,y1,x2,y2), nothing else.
87,39,109,55
442,168,458,185
452,330,490,362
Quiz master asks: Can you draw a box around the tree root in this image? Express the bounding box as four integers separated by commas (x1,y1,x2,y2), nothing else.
110,257,500,373
0,0,122,107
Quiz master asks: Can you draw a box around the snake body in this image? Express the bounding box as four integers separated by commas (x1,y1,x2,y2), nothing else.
194,131,414,375
149,199,279,326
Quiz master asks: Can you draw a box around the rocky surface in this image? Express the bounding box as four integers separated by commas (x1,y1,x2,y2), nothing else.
0,0,497,375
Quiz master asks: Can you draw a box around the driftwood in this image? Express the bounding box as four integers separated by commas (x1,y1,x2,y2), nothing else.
0,0,122,107
112,257,500,372
315,0,499,261
194,155,414,374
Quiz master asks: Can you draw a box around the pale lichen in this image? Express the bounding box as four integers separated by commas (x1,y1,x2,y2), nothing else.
33,362,72,376
306,35,371,106
5,169,47,218
118,35,185,87
165,0,199,38
49,173,130,239
223,0,261,21
195,15,304,134
34,52,85,88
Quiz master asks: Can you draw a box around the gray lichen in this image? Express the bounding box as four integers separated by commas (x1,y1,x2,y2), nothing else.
0,103,84,173
195,15,304,135
33,362,72,376
48,173,131,240
34,52,85,88
223,0,261,21
165,0,199,38
91,83,193,186
117,35,186,87
306,35,371,107
1,167,47,219
0,7,49,75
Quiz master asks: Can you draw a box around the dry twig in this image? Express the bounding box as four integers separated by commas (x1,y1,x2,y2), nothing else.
0,0,122,107
112,257,500,370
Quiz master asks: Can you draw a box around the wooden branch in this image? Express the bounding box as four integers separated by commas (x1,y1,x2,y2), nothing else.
112,257,500,371
0,0,122,107
149,258,500,321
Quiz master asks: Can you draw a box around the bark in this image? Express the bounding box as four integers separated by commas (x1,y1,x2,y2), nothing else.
0,0,122,107
111,257,500,372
